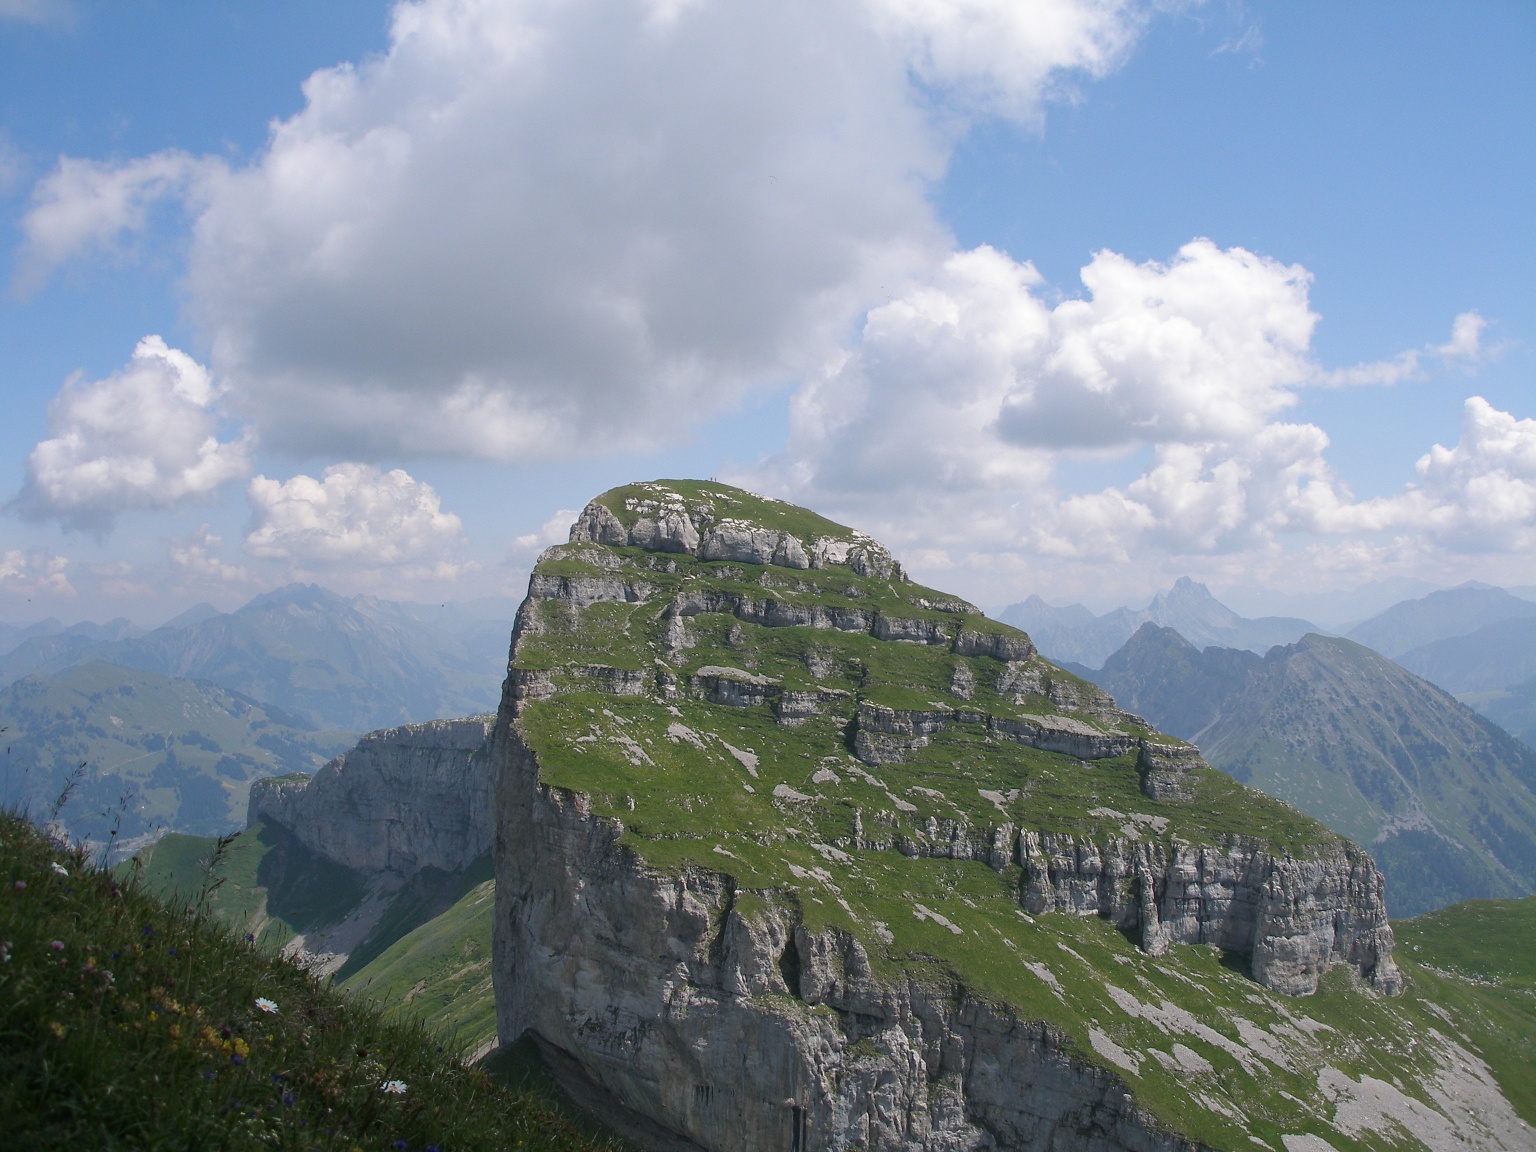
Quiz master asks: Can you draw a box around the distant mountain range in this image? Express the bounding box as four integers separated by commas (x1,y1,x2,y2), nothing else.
1341,584,1536,750
1086,625,1536,917
1344,583,1536,658
0,585,515,732
998,577,1319,668
0,661,352,847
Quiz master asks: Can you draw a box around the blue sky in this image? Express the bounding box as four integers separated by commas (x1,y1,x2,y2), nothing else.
0,0,1531,627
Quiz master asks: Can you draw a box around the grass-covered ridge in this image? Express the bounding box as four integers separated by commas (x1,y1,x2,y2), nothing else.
0,809,607,1151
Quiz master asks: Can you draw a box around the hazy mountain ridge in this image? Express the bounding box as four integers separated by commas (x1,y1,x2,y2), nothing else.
0,660,352,845
1000,577,1318,667
1344,583,1536,659
0,585,515,732
1089,625,1536,917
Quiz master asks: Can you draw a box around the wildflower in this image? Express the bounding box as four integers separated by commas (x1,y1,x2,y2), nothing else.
393,1141,409,1150
13,880,24,890
380,1079,407,1095
282,1093,295,1106
245,933,255,943
231,1054,245,1066
48,1021,67,1040
255,997,278,1014
49,940,64,951
50,862,67,877
233,1038,250,1058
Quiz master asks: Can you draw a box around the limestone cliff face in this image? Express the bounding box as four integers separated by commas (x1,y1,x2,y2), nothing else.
492,482,1403,1151
248,715,494,878
494,731,1200,1152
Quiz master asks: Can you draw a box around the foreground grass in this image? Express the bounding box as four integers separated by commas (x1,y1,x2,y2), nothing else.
0,810,608,1151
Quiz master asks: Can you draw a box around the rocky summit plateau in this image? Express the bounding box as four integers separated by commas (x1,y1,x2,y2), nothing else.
474,480,1528,1152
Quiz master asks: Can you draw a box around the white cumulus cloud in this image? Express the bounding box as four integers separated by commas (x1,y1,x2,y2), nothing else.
245,463,465,572
755,238,1512,595
17,336,253,532
25,0,1160,461
0,549,74,598
1303,397,1536,551
15,151,214,293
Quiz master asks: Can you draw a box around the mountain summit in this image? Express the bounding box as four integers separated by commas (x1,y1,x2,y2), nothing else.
479,480,1447,1152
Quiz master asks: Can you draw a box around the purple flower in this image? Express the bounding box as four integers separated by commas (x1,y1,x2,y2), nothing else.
231,1054,245,1066
49,940,64,952
282,1093,295,1106
393,1142,409,1151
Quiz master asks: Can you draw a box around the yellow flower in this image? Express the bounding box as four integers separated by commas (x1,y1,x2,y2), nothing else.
48,1022,67,1040
233,1037,250,1057
148,1011,159,1023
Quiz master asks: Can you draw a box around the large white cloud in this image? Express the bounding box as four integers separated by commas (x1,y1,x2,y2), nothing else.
17,336,253,532
22,0,1158,461
245,463,465,573
755,238,1521,596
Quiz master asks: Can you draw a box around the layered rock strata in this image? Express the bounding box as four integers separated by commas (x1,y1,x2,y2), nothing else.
248,715,494,879
492,482,1403,1152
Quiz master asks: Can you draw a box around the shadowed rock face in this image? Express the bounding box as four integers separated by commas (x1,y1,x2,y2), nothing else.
491,482,1404,1152
248,715,495,879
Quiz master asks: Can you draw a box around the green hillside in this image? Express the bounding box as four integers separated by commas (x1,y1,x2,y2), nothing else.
1093,624,1536,916
0,809,606,1151
130,821,500,1057
1393,897,1536,1124
502,481,1532,1150
0,661,352,845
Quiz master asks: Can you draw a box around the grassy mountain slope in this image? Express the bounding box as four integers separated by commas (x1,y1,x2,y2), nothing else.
1392,897,1536,1125
1092,625,1536,916
503,481,1531,1150
0,810,606,1151
0,585,514,732
130,821,499,1055
0,662,352,845
1346,584,1536,659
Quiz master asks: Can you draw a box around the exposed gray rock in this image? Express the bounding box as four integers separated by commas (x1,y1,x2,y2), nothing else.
1136,742,1204,801
692,666,782,708
492,729,1203,1152
248,715,494,879
566,498,904,580
1017,832,1399,996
